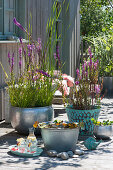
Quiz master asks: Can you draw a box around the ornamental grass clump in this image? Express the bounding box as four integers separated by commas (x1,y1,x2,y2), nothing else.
68,47,103,110
1,11,62,108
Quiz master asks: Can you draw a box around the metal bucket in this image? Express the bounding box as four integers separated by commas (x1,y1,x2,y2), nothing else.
94,125,113,139
41,128,79,152
10,106,54,135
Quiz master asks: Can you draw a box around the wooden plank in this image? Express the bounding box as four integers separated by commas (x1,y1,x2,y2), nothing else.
76,0,80,69
0,45,2,85
41,0,50,43
62,0,80,77
32,0,37,40
62,0,70,75
36,0,41,38
4,87,10,123
0,88,5,120
1,43,9,84
0,41,19,121
0,89,2,120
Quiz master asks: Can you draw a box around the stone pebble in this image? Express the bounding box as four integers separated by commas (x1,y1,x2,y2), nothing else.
47,149,84,160
67,151,74,157
74,149,84,155
61,152,69,160
46,150,57,157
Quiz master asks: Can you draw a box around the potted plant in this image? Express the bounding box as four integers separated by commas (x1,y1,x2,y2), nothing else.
33,120,83,152
91,118,113,139
0,15,62,135
65,47,103,137
83,26,113,97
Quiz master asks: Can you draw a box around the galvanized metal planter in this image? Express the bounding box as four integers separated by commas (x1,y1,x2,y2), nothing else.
66,105,100,136
41,128,79,152
94,125,112,139
10,106,54,135
99,77,113,97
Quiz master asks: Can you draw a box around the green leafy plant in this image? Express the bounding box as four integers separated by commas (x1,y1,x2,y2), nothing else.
83,25,113,76
91,118,113,126
80,0,113,36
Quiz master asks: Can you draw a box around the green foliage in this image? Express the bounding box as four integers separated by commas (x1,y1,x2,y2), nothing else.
91,118,113,126
83,25,113,76
80,0,113,36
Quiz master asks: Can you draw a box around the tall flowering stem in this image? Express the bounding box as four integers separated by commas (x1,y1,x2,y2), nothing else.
69,47,102,110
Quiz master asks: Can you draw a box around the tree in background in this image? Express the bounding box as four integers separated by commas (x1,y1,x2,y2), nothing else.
80,0,113,36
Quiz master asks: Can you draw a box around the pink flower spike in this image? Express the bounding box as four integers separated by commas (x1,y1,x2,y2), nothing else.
95,85,100,94
19,37,23,44
76,68,79,76
75,81,79,85
13,17,26,32
94,62,97,70
88,47,92,58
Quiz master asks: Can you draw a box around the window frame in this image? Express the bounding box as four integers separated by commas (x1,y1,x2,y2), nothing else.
0,0,16,39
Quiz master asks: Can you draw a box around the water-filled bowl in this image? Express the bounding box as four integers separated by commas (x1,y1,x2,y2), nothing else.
41,128,79,152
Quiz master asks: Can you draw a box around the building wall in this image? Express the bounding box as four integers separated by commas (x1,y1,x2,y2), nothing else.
62,0,80,77
25,0,52,42
25,0,80,76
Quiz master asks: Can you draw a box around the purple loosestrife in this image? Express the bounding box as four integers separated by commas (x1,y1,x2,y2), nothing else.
82,64,85,76
76,68,79,77
19,47,22,59
19,60,22,69
19,37,23,44
36,39,42,65
84,60,87,67
37,70,50,77
94,62,97,70
56,45,61,67
37,38,42,51
18,47,22,71
19,37,27,63
27,44,32,63
95,85,100,94
75,81,79,85
54,53,57,60
88,47,92,58
86,71,88,79
13,18,26,33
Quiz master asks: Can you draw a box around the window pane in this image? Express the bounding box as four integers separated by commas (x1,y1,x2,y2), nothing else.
4,0,14,34
10,0,14,8
0,0,3,33
9,11,14,32
4,0,9,8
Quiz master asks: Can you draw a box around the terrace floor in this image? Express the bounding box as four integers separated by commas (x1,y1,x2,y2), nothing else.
0,98,113,170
